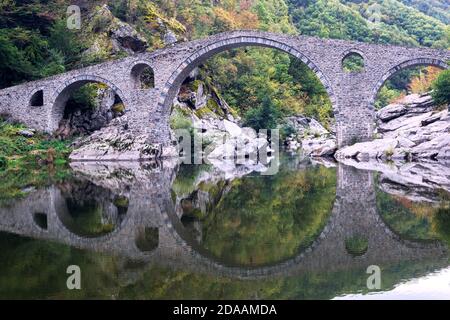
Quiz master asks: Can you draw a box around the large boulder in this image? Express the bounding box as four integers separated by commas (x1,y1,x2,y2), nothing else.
282,115,336,157
335,138,399,161
69,116,167,161
337,93,450,162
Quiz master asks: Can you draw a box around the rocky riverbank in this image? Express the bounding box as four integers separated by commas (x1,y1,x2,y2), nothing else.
336,93,450,161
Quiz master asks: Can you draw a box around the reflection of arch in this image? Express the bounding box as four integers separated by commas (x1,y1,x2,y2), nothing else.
158,165,446,279
50,75,126,131
53,184,128,241
158,34,336,115
369,58,449,107
135,226,159,252
130,62,155,89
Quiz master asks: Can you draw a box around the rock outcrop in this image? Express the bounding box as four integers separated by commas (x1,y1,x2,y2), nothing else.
283,115,337,157
82,5,149,61
69,115,167,161
336,93,450,161
172,75,275,161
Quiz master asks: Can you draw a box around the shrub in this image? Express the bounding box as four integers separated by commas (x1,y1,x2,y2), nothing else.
243,96,281,131
0,156,6,170
432,70,450,106
170,108,192,131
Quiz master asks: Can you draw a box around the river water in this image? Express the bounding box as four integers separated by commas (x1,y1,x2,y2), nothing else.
0,153,449,299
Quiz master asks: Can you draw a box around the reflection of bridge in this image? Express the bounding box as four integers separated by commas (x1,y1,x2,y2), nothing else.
0,162,446,279
0,30,449,152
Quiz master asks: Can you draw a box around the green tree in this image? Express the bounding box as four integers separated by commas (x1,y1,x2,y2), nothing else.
243,96,281,130
432,69,450,106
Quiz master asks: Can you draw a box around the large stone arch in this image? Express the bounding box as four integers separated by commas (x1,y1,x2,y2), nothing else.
369,58,449,108
49,75,127,132
157,34,337,118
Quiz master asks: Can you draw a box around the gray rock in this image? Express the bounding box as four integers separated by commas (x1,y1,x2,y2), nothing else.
69,115,164,161
164,30,178,46
17,129,34,138
340,93,450,162
302,137,337,157
377,104,407,122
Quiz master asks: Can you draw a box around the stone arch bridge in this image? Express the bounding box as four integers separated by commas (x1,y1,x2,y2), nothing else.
0,30,449,157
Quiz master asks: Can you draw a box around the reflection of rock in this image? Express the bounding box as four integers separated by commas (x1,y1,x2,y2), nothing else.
69,159,178,195
336,93,450,161
338,158,450,204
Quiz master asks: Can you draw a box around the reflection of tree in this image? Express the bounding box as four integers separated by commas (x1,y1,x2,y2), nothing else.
433,207,450,246
376,189,438,241
377,182,450,242
179,166,336,267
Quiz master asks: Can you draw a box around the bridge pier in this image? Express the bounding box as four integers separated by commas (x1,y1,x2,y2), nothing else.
334,86,376,147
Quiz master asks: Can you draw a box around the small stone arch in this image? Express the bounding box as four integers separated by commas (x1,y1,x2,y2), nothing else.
158,35,336,117
130,62,155,89
369,58,449,108
33,212,48,230
49,75,126,132
29,89,44,107
341,49,366,73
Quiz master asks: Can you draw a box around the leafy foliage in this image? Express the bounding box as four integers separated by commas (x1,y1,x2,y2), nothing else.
432,69,450,106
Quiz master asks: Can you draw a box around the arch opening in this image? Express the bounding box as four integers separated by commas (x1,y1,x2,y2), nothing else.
131,63,155,89
342,52,365,73
168,40,336,161
30,90,44,107
52,78,126,138
372,59,448,110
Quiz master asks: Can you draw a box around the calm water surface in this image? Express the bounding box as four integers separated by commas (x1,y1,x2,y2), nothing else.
0,153,449,299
